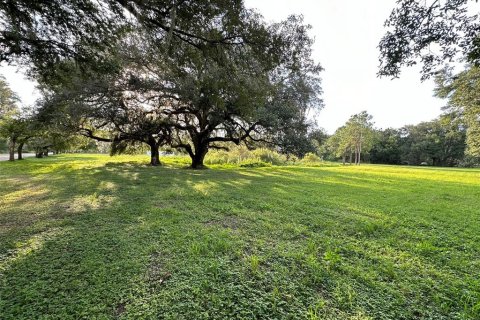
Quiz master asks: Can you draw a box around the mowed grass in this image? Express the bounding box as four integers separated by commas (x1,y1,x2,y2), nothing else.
0,154,479,319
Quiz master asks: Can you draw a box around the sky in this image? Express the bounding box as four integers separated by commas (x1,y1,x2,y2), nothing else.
243,0,446,133
0,0,446,134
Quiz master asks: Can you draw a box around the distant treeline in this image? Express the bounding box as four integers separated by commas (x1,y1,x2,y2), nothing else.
318,112,477,167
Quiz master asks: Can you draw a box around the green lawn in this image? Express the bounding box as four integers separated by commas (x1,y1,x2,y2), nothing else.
0,154,479,319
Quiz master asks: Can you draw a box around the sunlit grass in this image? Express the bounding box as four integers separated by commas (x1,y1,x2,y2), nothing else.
0,154,479,319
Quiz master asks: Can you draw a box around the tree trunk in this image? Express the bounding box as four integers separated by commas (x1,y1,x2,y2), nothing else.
342,154,346,165
149,144,161,166
349,151,352,165
43,149,49,157
190,143,208,169
358,140,362,165
17,142,24,160
8,139,15,161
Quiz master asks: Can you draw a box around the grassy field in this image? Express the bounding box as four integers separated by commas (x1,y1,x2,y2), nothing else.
0,154,479,319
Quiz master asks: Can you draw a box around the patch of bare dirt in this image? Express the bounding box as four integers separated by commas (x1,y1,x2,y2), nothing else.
204,215,243,230
147,252,171,292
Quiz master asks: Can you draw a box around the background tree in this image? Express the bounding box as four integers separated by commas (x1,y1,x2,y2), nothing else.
399,115,466,166
323,112,375,165
0,75,19,117
369,128,402,165
345,111,375,165
0,76,27,160
308,127,329,153
324,126,353,164
272,124,316,159
435,66,480,158
0,116,25,160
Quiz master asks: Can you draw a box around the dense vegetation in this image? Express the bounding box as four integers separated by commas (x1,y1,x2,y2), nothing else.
1,154,479,319
315,111,475,167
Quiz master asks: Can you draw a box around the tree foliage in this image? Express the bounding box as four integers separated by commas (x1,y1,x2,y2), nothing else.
0,0,128,80
0,76,26,160
399,114,466,166
435,66,480,157
369,128,402,165
0,75,19,118
367,114,467,166
379,0,480,79
325,111,374,165
1,0,284,80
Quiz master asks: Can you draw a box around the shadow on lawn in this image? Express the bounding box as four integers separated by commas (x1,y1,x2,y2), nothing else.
0,159,479,319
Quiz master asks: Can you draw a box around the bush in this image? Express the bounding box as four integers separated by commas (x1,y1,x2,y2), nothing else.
204,151,230,165
458,155,480,168
301,152,321,163
204,146,288,166
252,148,287,165
239,160,272,168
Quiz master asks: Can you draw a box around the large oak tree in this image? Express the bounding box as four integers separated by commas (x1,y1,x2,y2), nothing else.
38,9,322,168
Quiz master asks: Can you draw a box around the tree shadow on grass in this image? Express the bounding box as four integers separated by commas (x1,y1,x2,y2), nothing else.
0,159,479,319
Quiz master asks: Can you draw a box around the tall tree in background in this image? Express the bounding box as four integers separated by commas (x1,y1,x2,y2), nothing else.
309,127,329,152
324,126,352,164
435,66,480,158
0,76,23,160
399,115,466,166
325,112,374,165
369,128,402,165
345,111,375,165
379,0,480,79
0,116,27,160
0,75,18,117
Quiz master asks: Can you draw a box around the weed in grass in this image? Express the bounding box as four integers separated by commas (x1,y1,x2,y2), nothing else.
247,254,261,273
323,249,342,270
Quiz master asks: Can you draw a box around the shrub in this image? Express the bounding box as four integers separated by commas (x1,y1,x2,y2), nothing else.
252,148,287,165
301,152,321,163
458,155,480,167
205,146,287,166
204,151,230,164
239,159,272,168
